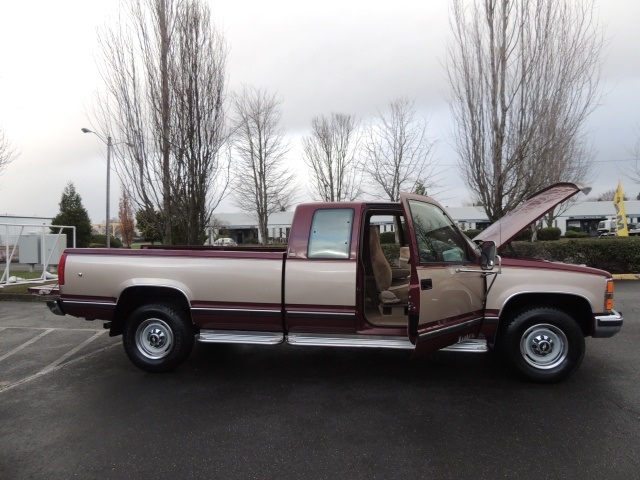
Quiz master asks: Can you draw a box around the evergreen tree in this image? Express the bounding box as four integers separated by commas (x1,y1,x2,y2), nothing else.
413,180,427,196
135,208,163,244
51,182,92,247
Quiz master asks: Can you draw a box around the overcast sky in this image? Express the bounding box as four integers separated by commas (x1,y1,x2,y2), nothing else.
1,0,639,223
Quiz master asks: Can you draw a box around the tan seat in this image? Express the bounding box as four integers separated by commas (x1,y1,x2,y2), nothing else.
369,226,392,292
369,226,403,305
399,246,410,269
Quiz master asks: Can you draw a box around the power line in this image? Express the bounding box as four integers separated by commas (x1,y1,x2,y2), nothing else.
592,158,636,163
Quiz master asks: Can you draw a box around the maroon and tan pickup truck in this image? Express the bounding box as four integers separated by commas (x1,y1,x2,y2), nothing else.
48,183,622,382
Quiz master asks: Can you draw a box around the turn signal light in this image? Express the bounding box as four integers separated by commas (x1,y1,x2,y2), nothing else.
605,279,614,311
606,280,614,295
606,297,613,311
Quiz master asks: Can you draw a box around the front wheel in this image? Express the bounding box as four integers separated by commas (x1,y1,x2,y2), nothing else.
502,307,585,383
123,303,194,372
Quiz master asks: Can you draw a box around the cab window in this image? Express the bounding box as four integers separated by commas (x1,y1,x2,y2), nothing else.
407,200,470,263
308,209,354,259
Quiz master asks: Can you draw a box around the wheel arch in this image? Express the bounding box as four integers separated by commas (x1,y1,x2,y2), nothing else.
494,292,593,343
111,286,193,336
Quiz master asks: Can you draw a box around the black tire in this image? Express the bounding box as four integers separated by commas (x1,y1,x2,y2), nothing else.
123,303,194,372
502,307,585,383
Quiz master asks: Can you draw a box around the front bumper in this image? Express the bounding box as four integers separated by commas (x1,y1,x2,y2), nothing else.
593,309,623,338
47,299,66,316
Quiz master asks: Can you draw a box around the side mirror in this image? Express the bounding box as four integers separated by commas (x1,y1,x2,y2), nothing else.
480,241,496,270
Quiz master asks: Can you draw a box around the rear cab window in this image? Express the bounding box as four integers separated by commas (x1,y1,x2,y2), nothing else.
308,209,354,259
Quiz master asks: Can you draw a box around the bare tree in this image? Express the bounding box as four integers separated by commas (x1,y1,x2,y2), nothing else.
94,0,229,245
361,97,437,202
594,188,628,202
0,128,19,178
118,187,135,248
303,113,361,202
541,136,596,227
231,86,296,244
168,0,230,244
447,0,603,221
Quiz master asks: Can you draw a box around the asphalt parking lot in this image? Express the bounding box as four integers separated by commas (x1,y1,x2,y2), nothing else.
1,282,639,480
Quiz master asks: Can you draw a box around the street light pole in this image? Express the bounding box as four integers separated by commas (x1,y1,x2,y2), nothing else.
81,128,116,248
105,135,112,248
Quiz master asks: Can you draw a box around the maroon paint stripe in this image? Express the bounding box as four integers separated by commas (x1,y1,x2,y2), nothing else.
63,248,285,261
60,294,117,303
285,304,355,313
501,258,610,278
416,310,484,335
191,301,281,310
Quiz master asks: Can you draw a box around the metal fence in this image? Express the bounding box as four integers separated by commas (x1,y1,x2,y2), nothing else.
1,224,76,287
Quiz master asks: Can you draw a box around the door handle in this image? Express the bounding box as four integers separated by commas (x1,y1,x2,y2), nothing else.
421,279,433,290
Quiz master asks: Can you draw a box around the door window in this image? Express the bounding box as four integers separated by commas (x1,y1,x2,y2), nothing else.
407,200,470,263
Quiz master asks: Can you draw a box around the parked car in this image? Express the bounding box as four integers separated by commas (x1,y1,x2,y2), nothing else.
598,219,640,236
212,237,237,246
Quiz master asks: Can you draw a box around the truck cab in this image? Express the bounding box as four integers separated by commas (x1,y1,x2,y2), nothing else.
283,195,488,355
597,218,617,236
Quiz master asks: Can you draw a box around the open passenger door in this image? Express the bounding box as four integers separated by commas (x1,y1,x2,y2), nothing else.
400,194,488,356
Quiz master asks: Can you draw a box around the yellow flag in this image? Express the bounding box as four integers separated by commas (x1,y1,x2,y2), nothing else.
614,181,629,236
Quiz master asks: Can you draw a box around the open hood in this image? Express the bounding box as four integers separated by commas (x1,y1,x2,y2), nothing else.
473,182,591,249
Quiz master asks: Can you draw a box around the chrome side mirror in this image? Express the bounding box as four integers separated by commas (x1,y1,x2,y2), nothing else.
480,241,496,270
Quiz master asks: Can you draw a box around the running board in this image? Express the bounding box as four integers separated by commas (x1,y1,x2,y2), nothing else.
287,333,414,350
198,330,284,345
197,330,487,353
439,339,488,353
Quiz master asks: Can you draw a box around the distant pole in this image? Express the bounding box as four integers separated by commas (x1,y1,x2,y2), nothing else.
106,135,112,248
83,128,127,248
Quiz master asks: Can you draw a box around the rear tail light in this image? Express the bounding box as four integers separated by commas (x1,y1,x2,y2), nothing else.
58,253,67,285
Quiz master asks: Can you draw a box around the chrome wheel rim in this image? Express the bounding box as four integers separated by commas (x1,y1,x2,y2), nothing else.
520,323,568,370
135,318,174,359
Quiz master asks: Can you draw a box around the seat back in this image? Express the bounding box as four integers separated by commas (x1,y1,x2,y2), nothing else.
369,226,392,291
399,246,410,269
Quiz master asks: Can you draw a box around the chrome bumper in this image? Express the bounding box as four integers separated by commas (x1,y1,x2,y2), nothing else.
593,310,623,338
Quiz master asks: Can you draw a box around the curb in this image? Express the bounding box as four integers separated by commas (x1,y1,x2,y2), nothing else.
612,274,640,280
0,294,53,302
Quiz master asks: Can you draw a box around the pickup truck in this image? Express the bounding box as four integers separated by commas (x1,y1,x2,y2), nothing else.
598,218,640,236
48,183,623,383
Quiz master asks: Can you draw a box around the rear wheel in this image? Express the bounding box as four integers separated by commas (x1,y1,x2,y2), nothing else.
123,303,194,372
502,307,584,383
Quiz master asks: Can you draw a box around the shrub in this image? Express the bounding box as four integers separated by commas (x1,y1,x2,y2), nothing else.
515,229,533,241
565,230,589,239
504,237,640,273
537,227,561,241
463,229,481,239
242,238,260,245
379,231,396,244
381,244,401,266
90,234,123,248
